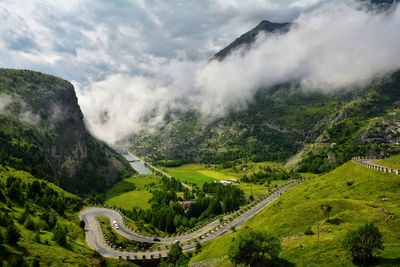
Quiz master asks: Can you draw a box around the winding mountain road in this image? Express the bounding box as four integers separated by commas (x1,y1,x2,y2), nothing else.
79,181,300,260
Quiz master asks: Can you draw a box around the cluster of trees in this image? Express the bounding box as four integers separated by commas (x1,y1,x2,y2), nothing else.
125,180,244,234
159,242,191,267
153,159,185,167
241,166,300,184
0,124,53,181
202,183,244,212
297,142,389,174
343,222,384,264
2,177,78,213
229,228,282,266
0,176,81,251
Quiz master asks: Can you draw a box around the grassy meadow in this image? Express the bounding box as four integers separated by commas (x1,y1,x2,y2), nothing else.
162,163,291,199
190,161,400,266
163,164,221,185
105,175,159,210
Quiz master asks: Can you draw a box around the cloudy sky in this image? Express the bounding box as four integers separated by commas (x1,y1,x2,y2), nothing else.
1,0,400,145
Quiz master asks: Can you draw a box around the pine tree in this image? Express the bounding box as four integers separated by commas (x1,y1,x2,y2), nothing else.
6,224,21,245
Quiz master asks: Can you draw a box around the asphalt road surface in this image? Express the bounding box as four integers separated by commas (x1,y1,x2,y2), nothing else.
79,181,299,260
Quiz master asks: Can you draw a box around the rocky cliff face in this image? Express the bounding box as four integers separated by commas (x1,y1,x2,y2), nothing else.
0,69,131,194
41,79,88,177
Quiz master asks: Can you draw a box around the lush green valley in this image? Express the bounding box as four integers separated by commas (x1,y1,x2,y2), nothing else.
2,1,400,265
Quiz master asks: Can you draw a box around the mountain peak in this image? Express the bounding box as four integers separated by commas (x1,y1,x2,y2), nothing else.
212,20,290,61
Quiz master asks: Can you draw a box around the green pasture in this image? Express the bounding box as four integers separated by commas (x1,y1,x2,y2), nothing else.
105,175,158,209
190,161,400,266
164,164,220,185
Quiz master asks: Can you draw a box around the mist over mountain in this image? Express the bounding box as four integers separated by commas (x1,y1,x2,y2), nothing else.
212,20,291,61
129,1,400,167
81,1,400,146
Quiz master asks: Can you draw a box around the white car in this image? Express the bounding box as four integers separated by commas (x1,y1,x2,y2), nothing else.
114,223,120,230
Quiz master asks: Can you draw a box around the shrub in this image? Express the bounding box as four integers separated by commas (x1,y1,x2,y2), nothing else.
343,222,383,264
8,256,27,267
31,257,40,267
195,241,202,254
167,242,182,264
24,216,36,231
34,230,41,243
229,228,281,266
6,224,21,245
320,204,332,220
52,224,67,247
304,227,314,235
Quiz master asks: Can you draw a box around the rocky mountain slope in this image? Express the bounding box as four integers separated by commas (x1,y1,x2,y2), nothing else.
297,70,400,173
212,20,290,61
130,17,400,171
0,69,132,195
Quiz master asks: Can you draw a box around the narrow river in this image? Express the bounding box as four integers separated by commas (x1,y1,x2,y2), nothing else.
122,153,153,175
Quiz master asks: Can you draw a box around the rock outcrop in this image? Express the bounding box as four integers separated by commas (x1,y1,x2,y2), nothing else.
0,69,131,194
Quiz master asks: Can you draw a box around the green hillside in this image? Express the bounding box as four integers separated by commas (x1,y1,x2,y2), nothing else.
0,166,99,266
0,165,139,266
372,155,400,169
0,69,138,266
190,161,400,266
131,90,342,164
298,71,400,174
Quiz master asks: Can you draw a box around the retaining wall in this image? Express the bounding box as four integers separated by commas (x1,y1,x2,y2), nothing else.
351,157,399,175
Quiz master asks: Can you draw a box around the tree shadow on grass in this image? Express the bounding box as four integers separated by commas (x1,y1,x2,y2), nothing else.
105,180,137,199
371,257,400,266
326,218,343,225
267,258,295,267
352,257,400,266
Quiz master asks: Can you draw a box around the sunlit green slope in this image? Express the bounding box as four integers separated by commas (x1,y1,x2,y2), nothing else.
191,161,400,266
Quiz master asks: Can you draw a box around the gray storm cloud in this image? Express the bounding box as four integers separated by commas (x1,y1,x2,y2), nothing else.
79,2,400,144
1,0,400,145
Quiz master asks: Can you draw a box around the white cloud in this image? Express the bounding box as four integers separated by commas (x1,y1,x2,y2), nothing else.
0,95,12,113
194,2,400,113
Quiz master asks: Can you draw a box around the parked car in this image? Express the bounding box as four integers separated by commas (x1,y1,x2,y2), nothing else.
153,237,160,242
